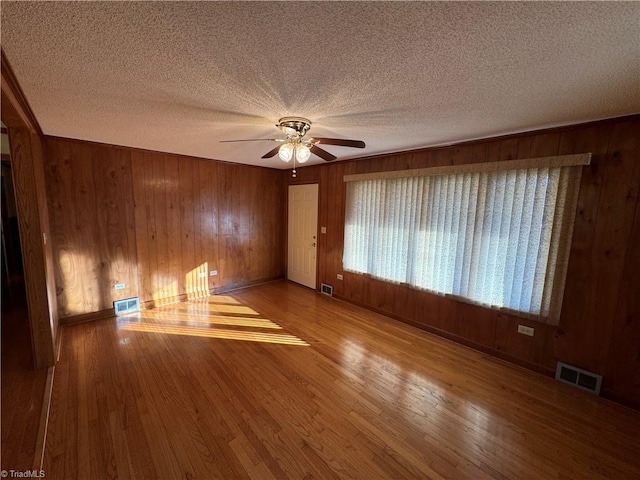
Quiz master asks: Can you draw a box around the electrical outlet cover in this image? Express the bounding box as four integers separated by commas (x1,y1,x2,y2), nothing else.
517,325,534,336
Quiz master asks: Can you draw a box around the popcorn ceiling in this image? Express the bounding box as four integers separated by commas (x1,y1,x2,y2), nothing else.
2,1,639,169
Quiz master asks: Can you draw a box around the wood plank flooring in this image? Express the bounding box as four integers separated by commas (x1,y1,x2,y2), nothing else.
43,281,640,479
1,292,47,471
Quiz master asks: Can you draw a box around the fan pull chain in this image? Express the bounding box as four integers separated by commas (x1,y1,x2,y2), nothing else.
292,154,297,178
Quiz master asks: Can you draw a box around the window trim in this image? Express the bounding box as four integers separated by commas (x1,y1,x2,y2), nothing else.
342,154,591,325
343,154,591,183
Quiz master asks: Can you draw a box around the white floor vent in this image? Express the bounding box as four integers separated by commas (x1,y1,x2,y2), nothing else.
114,297,141,315
555,362,602,395
320,283,333,296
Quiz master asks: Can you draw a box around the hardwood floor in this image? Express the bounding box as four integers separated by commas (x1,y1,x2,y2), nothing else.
43,281,640,479
1,283,47,471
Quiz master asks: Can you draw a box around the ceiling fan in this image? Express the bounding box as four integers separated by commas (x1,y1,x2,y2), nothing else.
221,117,365,175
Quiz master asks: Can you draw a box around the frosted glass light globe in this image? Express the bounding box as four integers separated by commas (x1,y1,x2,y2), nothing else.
278,143,293,162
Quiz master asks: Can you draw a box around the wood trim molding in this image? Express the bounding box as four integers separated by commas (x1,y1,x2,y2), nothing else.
305,113,640,169
9,128,56,368
140,277,285,310
60,308,115,326
1,49,43,135
344,153,591,182
60,277,285,325
333,292,556,378
33,365,55,471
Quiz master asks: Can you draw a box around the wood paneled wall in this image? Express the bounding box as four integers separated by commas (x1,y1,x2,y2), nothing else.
44,137,284,317
288,116,640,408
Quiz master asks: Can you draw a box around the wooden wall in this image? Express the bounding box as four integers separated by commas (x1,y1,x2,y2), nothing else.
288,115,640,408
44,137,284,318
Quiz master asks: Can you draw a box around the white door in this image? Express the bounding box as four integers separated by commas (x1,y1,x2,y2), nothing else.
288,184,318,289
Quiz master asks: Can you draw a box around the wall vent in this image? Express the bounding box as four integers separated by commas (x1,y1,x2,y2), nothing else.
113,297,140,315
555,362,602,395
320,283,333,296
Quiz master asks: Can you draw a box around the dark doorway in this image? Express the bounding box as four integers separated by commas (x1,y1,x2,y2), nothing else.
2,160,27,312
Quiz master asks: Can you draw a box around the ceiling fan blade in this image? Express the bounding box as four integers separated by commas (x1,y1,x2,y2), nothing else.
220,138,283,143
310,137,365,148
261,145,282,159
310,145,337,162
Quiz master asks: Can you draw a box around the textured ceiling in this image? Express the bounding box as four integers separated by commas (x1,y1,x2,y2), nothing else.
2,2,639,169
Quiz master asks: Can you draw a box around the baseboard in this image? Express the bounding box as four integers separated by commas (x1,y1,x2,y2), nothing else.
599,389,640,412
60,276,285,324
60,308,115,326
333,293,555,379
213,276,284,294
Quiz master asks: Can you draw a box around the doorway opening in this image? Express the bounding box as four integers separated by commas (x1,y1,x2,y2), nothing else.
1,125,34,372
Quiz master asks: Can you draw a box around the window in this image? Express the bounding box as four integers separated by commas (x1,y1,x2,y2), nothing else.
343,155,589,325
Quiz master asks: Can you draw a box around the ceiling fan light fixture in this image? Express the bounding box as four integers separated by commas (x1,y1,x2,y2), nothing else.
222,116,364,166
296,144,311,163
278,143,294,162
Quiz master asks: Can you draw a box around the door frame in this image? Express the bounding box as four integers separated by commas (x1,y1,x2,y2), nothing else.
2,51,57,368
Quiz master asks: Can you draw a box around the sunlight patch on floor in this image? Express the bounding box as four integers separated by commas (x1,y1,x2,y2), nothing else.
117,292,307,346
129,310,283,329
203,295,240,305
167,303,261,316
118,322,309,346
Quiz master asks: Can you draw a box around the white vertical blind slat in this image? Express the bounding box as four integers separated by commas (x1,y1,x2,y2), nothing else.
343,165,579,324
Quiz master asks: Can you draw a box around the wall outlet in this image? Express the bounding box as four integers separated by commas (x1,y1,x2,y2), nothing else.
517,325,534,336
210,270,218,276
337,274,343,280
321,226,327,234
114,283,126,290
198,272,207,278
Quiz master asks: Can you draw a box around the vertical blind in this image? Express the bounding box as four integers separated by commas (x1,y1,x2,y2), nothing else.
343,157,586,325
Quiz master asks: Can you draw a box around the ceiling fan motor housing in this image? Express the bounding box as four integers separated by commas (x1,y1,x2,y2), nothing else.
278,117,311,138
